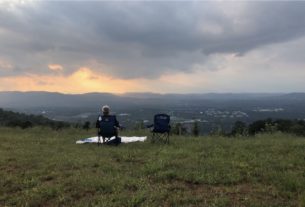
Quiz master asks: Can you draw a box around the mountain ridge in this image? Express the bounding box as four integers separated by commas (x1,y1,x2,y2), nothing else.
0,91,304,109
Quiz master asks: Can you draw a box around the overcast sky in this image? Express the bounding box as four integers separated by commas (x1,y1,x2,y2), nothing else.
0,0,305,93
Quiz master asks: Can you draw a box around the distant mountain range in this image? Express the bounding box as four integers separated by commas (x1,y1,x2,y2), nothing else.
1,91,305,109
1,91,305,129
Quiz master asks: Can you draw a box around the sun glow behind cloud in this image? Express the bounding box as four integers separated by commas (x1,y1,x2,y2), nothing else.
0,67,145,94
0,66,210,94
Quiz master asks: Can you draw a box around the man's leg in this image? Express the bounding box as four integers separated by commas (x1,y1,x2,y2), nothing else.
98,135,101,146
114,128,121,145
97,130,101,146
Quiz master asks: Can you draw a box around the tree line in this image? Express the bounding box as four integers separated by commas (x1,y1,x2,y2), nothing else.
1,108,305,136
0,108,70,130
171,119,305,137
230,118,305,137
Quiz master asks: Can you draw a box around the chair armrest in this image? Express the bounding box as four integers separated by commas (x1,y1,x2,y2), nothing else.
146,124,154,128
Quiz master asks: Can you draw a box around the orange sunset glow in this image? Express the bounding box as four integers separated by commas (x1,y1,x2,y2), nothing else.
0,68,145,94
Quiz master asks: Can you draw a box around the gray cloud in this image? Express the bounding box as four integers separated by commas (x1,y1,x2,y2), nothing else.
1,1,305,78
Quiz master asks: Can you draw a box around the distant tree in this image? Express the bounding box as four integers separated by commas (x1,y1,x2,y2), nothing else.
289,120,305,136
210,125,226,136
83,121,91,131
7,120,22,128
173,123,182,135
192,121,199,136
134,121,145,130
248,120,268,135
231,121,248,136
73,122,82,128
20,121,33,129
264,122,278,134
274,119,293,133
51,121,67,131
172,123,188,135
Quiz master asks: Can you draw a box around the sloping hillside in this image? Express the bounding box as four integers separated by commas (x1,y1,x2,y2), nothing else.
0,108,69,129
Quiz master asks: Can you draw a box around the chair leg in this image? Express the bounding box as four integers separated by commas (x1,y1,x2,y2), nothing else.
151,133,155,143
151,132,170,144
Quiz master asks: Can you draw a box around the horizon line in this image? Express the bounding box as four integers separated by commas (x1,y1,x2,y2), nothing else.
1,90,305,96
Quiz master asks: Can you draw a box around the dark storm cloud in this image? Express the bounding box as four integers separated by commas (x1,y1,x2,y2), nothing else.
0,1,305,78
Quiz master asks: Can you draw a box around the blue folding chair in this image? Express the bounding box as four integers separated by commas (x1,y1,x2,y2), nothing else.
150,114,171,144
97,115,120,146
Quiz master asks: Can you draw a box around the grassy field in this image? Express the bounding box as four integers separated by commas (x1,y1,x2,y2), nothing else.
1,127,305,207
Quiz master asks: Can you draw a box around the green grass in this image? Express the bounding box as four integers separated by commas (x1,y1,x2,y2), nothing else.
1,127,305,207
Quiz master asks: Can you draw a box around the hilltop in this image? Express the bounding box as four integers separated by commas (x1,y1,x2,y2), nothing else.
1,127,304,206
0,108,69,129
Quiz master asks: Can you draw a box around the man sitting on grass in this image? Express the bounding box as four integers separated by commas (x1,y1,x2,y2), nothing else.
96,105,121,145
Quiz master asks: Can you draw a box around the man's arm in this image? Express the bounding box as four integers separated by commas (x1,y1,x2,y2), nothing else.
114,116,120,128
96,116,101,135
96,115,102,128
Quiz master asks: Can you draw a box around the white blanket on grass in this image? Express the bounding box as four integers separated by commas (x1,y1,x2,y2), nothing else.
76,136,147,144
